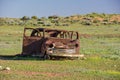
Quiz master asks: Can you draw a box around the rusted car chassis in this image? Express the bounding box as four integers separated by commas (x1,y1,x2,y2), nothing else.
21,28,81,59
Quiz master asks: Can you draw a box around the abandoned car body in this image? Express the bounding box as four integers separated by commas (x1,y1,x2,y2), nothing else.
21,28,81,59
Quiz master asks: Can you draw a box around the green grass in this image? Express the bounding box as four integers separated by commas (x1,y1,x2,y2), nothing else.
0,25,120,80
80,37,120,55
0,59,120,80
54,24,120,35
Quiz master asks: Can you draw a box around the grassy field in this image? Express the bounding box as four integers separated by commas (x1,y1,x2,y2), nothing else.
0,25,120,80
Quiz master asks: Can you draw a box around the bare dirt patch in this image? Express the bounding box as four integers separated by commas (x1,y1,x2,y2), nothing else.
0,70,71,77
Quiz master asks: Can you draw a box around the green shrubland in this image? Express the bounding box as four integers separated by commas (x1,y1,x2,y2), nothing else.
0,13,120,80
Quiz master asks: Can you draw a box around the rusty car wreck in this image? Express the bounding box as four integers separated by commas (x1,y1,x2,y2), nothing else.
21,28,82,59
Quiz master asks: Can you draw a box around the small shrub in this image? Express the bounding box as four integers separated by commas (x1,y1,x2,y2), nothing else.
81,21,92,25
5,42,10,44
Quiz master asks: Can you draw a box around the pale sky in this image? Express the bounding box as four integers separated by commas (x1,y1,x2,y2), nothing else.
0,0,120,18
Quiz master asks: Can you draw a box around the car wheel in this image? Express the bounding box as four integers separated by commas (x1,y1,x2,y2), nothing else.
43,53,51,60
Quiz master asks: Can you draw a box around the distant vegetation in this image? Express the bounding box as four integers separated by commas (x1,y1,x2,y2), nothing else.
0,13,120,26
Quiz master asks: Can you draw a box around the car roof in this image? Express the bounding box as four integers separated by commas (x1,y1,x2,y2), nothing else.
24,27,78,32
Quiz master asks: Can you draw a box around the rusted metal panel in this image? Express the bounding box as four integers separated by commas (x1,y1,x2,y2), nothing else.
21,27,80,59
